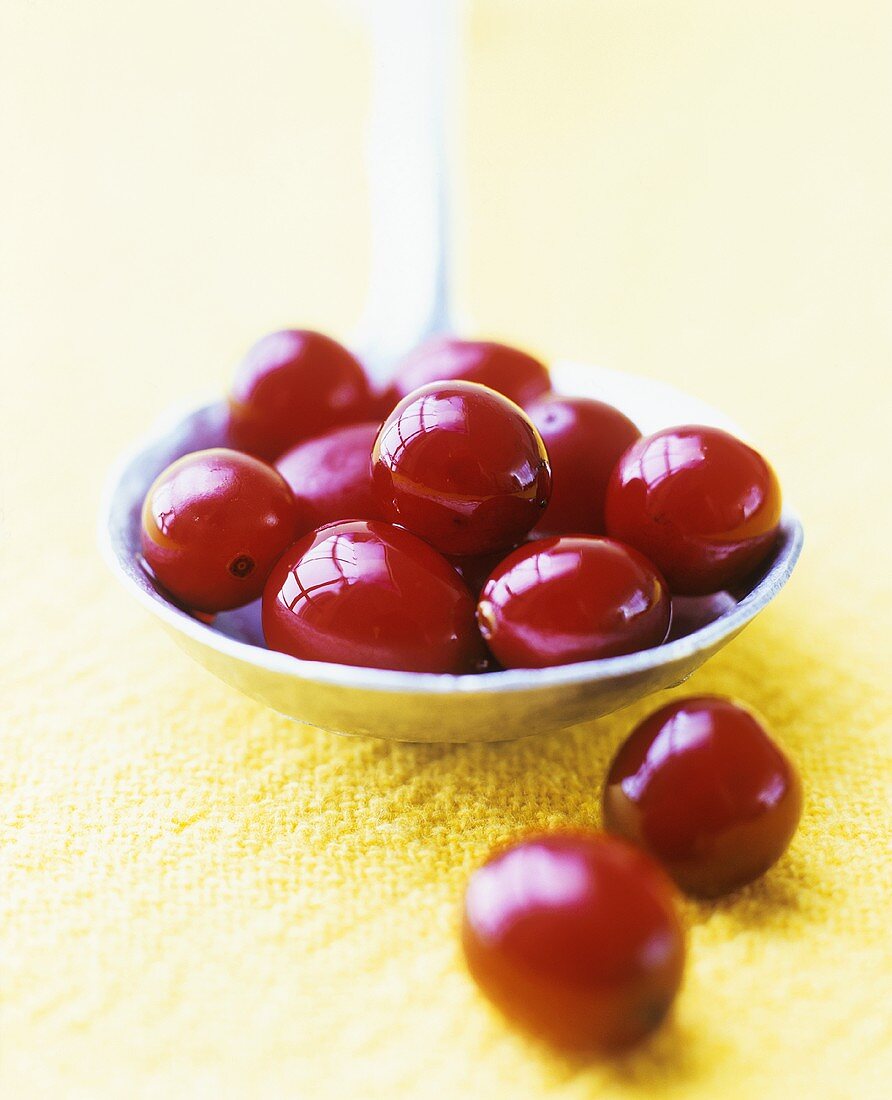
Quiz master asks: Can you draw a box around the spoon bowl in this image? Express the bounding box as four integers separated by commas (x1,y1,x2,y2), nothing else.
99,360,803,742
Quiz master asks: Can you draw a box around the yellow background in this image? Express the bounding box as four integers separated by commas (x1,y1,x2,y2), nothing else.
2,1,891,1096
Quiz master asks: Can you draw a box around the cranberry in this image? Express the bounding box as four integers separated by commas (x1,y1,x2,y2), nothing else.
387,337,551,409
528,395,640,536
463,831,685,1052
667,591,738,641
372,382,552,556
262,520,486,673
447,547,518,598
365,385,401,424
275,422,383,529
141,448,300,613
603,696,802,897
605,426,782,595
227,329,372,460
477,537,670,668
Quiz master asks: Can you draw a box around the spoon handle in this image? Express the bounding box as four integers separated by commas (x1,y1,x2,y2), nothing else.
353,0,457,378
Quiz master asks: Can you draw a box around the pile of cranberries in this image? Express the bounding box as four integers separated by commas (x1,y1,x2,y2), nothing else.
141,328,783,673
140,329,800,1054
465,695,802,1053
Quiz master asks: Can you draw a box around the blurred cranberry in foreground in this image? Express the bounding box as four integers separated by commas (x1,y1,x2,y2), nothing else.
387,337,551,409
477,537,670,669
365,385,401,424
276,421,383,530
141,448,299,613
463,831,686,1052
604,696,802,897
372,381,551,556
262,520,486,674
227,329,372,460
529,395,640,536
605,426,782,596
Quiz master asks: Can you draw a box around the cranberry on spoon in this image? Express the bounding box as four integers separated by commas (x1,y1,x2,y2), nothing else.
276,421,383,529
228,329,373,460
528,394,640,536
605,425,782,595
386,337,551,410
141,448,300,613
477,536,671,669
262,520,486,674
372,381,551,557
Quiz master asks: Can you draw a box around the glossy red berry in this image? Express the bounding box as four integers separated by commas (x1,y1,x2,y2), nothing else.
141,448,300,613
463,831,686,1052
275,421,383,529
605,425,782,595
387,337,551,409
666,591,737,641
477,537,670,669
528,395,640,536
603,696,802,898
262,520,486,673
448,547,519,598
372,381,552,556
227,329,372,460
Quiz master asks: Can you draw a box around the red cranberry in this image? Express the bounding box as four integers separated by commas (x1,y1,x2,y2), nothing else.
463,831,686,1052
275,422,383,529
372,381,551,556
447,547,519,598
528,395,640,535
477,537,670,668
227,329,372,460
262,521,486,673
667,591,738,641
604,696,802,897
605,426,782,595
141,448,299,612
387,337,551,408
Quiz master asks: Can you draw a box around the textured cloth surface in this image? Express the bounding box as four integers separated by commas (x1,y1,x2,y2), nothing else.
2,2,891,1097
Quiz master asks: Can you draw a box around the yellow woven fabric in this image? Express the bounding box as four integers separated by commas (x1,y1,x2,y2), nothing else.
2,2,890,1097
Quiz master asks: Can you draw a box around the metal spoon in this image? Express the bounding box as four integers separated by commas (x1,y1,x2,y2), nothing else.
99,4,803,741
